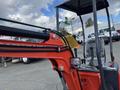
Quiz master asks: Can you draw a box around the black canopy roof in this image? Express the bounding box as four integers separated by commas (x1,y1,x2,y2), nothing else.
56,0,109,15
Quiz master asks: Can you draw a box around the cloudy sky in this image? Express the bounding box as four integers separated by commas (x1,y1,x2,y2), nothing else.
0,0,120,32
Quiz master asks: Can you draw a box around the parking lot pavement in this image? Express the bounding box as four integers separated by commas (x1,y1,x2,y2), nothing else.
0,60,63,90
78,41,120,63
0,41,119,90
106,41,120,63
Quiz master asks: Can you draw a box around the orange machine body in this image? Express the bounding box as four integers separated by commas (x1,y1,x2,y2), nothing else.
79,72,101,90
0,33,120,90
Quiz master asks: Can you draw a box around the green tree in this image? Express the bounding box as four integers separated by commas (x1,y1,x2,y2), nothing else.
85,18,93,28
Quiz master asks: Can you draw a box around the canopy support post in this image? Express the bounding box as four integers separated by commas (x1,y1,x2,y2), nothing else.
92,0,107,90
56,8,60,31
79,16,86,64
106,7,114,62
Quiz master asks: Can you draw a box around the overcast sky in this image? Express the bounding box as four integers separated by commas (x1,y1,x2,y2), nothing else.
0,0,120,32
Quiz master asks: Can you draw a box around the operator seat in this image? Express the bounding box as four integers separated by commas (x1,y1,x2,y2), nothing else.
86,37,105,67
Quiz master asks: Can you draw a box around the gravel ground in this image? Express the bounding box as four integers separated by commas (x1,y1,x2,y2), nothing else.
0,41,119,90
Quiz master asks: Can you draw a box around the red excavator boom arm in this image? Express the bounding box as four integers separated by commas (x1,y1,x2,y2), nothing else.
0,27,82,90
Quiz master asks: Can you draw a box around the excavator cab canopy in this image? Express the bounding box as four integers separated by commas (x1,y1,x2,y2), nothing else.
56,1,120,90
56,0,109,15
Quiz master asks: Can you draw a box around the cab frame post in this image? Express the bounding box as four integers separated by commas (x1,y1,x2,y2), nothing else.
92,0,107,90
106,7,114,62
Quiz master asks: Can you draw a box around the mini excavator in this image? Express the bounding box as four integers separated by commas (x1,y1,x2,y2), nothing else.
0,0,120,90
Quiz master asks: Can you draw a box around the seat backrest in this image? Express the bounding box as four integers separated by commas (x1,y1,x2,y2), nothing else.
86,38,105,66
86,38,105,58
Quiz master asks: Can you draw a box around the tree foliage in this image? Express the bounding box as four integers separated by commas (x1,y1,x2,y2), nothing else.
85,18,93,28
